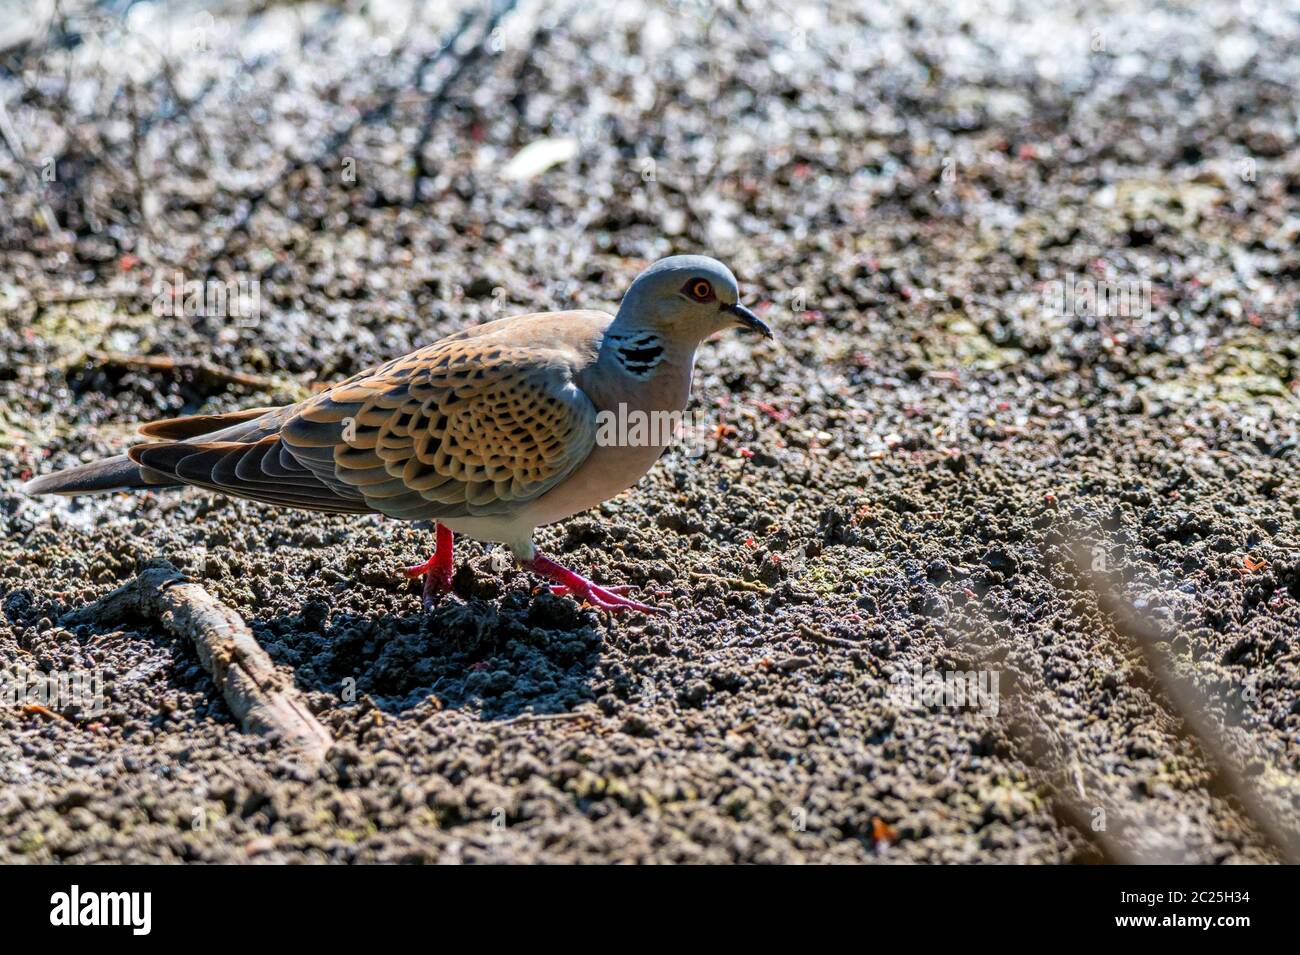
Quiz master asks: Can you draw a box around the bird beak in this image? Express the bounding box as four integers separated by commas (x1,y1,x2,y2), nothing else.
721,301,773,339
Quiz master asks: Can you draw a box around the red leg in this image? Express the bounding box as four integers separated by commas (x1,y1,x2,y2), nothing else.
403,523,455,607
523,552,667,615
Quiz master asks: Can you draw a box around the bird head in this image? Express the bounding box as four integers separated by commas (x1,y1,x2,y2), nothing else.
616,255,772,344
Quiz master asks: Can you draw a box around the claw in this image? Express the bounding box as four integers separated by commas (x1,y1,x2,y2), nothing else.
403,557,438,578
525,552,668,615
549,583,637,597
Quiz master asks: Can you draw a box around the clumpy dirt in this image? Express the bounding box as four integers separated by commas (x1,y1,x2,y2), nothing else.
1,0,1297,863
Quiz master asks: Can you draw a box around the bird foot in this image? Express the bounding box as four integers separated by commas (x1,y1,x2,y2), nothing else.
525,553,668,615
403,523,455,609
402,556,445,578
548,584,636,597
418,570,456,609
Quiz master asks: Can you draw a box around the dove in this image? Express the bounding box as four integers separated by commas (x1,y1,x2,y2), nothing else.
22,255,772,614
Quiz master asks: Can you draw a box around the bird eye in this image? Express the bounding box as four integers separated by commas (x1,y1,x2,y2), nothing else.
683,279,714,302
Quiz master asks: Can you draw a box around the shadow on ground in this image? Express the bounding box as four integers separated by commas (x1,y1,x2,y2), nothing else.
252,594,605,719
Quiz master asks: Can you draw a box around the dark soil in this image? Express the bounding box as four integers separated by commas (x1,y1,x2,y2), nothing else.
0,0,1297,863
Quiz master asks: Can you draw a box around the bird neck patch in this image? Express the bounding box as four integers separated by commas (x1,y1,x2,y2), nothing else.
611,331,666,378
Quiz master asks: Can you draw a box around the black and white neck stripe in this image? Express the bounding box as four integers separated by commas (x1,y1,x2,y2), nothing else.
610,331,666,378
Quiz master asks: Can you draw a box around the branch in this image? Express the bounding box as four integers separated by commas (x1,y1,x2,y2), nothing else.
63,565,333,769
408,2,521,206
85,350,295,394
0,97,62,240
1070,544,1300,864
209,8,484,269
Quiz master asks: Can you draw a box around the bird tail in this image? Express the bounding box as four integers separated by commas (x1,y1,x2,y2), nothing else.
21,406,284,497
21,454,179,496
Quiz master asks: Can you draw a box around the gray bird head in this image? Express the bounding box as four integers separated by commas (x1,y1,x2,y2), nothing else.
616,255,772,343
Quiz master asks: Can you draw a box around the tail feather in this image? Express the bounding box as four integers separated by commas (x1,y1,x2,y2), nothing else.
22,406,287,497
21,454,178,496
137,406,280,440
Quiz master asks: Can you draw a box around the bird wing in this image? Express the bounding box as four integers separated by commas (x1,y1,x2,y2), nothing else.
128,432,373,514
276,335,599,520
124,312,605,519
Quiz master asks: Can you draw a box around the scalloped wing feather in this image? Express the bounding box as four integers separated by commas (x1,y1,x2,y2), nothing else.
279,337,598,521
127,436,372,514
113,311,607,519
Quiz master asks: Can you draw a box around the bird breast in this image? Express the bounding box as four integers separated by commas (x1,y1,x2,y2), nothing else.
520,344,696,528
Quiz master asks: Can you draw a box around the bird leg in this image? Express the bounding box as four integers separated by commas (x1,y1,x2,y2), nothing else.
522,552,667,615
403,522,455,607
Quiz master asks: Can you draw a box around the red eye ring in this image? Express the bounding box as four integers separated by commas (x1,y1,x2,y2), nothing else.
684,279,714,302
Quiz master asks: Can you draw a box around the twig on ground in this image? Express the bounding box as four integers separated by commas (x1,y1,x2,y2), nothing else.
62,565,333,768
124,80,153,247
408,1,521,206
1071,543,1299,864
497,710,594,728
769,655,813,672
85,350,291,393
36,287,144,304
148,43,215,165
210,8,484,268
0,97,63,240
690,571,769,593
797,623,860,649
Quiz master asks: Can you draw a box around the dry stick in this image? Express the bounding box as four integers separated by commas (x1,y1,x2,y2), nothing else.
797,623,860,649
62,566,333,768
497,710,594,728
36,287,144,304
941,592,1152,863
0,97,62,240
137,0,318,140
49,119,134,227
85,350,289,393
1072,544,1300,864
209,10,480,270
408,0,521,206
124,80,153,246
145,41,215,165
